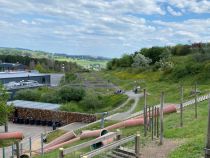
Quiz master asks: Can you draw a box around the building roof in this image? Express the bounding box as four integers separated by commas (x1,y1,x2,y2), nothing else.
0,71,49,79
8,100,60,111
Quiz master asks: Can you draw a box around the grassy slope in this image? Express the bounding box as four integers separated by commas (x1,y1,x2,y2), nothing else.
100,55,210,111
165,101,207,158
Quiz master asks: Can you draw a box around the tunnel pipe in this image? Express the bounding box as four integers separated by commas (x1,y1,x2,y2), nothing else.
0,131,23,140
43,118,148,153
80,129,108,139
91,132,115,149
44,131,76,149
43,137,81,153
136,104,177,119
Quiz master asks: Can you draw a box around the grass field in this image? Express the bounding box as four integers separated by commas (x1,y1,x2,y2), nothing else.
55,56,108,69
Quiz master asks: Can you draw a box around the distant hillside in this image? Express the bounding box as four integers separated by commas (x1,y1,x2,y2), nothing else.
0,47,110,69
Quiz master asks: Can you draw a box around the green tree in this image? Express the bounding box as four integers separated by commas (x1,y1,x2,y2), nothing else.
141,47,165,64
0,85,13,125
118,54,133,67
35,62,46,73
132,53,152,69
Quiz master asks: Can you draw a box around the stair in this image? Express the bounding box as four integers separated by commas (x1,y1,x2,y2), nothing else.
106,147,137,158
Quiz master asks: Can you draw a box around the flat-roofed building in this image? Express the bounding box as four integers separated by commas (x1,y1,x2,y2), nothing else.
0,71,50,85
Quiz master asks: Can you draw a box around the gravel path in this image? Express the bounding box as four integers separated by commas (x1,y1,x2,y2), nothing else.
107,91,143,121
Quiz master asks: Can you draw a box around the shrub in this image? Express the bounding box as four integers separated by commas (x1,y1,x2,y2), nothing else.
80,93,103,112
60,73,77,85
171,62,203,80
40,90,60,103
14,89,41,101
58,86,85,103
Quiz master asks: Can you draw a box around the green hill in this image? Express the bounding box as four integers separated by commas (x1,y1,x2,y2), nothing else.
0,47,110,69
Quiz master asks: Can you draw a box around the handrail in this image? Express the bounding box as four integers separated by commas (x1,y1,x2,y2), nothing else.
80,135,135,158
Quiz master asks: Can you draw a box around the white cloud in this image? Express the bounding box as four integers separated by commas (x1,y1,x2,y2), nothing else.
21,19,29,25
0,0,209,57
168,0,210,14
167,6,182,16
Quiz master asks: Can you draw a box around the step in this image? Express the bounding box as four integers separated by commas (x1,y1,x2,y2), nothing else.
115,147,137,157
106,153,122,158
112,150,136,158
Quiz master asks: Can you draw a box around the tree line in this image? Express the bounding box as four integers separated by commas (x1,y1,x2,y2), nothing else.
107,43,210,71
0,54,85,73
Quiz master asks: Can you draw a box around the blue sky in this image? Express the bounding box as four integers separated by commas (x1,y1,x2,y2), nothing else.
0,0,210,57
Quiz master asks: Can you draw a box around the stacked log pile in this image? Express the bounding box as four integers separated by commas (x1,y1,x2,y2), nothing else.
12,107,96,125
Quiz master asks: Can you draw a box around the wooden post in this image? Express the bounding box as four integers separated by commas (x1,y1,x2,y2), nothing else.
4,122,8,132
116,129,121,141
180,85,183,127
154,107,157,137
160,92,164,145
205,97,210,158
152,106,154,140
149,106,151,132
116,129,121,148
157,108,159,138
195,83,198,119
59,148,64,158
135,132,140,158
15,141,20,158
143,89,147,137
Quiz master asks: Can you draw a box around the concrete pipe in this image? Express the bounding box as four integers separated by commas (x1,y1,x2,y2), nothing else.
80,129,103,139
20,154,30,158
106,117,148,130
137,104,177,119
44,137,81,153
0,131,23,140
91,132,114,149
44,131,76,149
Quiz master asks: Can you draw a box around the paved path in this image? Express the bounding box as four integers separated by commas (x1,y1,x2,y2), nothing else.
59,122,87,131
107,91,143,121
